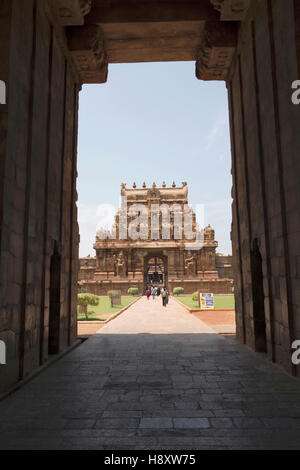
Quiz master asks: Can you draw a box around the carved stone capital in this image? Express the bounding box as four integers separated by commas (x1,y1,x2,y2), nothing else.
68,25,108,83
196,22,237,81
210,0,251,21
54,0,92,26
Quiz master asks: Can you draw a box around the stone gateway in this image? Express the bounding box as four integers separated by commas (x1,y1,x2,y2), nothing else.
0,0,300,395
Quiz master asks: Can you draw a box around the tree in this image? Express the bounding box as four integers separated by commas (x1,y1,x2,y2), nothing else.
77,293,99,320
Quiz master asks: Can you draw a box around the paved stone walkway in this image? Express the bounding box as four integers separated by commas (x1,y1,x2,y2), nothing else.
1,297,300,449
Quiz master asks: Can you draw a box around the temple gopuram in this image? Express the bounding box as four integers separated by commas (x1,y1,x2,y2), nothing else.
78,182,233,295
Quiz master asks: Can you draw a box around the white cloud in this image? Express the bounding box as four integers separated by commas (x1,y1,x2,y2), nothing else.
78,202,116,257
205,109,229,152
203,198,232,223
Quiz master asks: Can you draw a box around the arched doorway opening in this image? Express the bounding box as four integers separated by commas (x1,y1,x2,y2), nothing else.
48,242,61,355
144,254,168,291
251,239,267,353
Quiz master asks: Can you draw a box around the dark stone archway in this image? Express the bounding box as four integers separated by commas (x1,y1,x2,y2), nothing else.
0,0,300,395
143,252,168,293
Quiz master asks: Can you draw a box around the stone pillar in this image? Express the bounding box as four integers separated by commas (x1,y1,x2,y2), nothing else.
0,0,81,395
295,0,300,75
0,0,15,394
228,0,300,374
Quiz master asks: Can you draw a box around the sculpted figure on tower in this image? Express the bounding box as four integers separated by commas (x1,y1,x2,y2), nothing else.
185,251,197,276
116,251,127,276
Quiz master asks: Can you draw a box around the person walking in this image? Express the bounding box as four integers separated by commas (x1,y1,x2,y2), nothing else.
146,288,150,300
161,287,167,307
165,287,169,305
151,286,156,300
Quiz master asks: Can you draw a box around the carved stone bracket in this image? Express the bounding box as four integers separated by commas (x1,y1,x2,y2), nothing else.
196,22,237,81
210,0,251,21
68,25,108,83
54,0,92,26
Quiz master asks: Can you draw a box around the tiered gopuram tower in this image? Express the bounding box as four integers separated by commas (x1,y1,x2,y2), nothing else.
78,182,232,295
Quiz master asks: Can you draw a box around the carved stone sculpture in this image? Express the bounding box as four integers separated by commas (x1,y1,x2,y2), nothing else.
55,0,92,26
116,251,127,276
185,251,197,275
68,25,108,83
196,22,237,81
210,0,251,21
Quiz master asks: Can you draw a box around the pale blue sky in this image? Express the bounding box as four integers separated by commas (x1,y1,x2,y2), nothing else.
77,61,232,257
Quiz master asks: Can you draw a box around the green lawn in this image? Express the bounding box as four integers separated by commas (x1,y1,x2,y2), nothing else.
177,294,235,310
77,295,138,321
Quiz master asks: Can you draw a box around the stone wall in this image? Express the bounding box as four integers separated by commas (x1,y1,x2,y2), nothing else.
229,0,300,373
169,279,233,296
78,256,96,281
79,278,232,296
80,280,144,296
0,0,79,394
215,254,234,279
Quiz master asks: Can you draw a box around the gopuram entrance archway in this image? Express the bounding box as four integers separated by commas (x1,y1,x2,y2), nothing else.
0,0,300,395
144,253,168,291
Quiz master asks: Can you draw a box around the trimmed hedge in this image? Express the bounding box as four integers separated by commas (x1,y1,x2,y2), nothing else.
128,287,139,295
192,292,198,302
173,287,184,296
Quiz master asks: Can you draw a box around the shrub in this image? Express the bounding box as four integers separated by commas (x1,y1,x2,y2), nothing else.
128,287,139,295
77,293,99,320
192,291,198,302
173,287,184,296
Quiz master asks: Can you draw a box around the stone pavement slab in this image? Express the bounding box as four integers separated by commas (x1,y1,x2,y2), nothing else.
0,297,300,449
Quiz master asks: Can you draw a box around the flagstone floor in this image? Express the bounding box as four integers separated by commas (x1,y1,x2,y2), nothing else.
1,296,300,449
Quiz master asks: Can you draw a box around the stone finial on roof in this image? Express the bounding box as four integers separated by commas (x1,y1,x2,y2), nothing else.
133,182,136,188
162,181,166,188
172,181,176,188
152,182,156,188
142,182,146,188
120,183,126,196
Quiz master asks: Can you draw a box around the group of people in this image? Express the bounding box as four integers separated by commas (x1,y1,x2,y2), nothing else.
145,285,169,307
